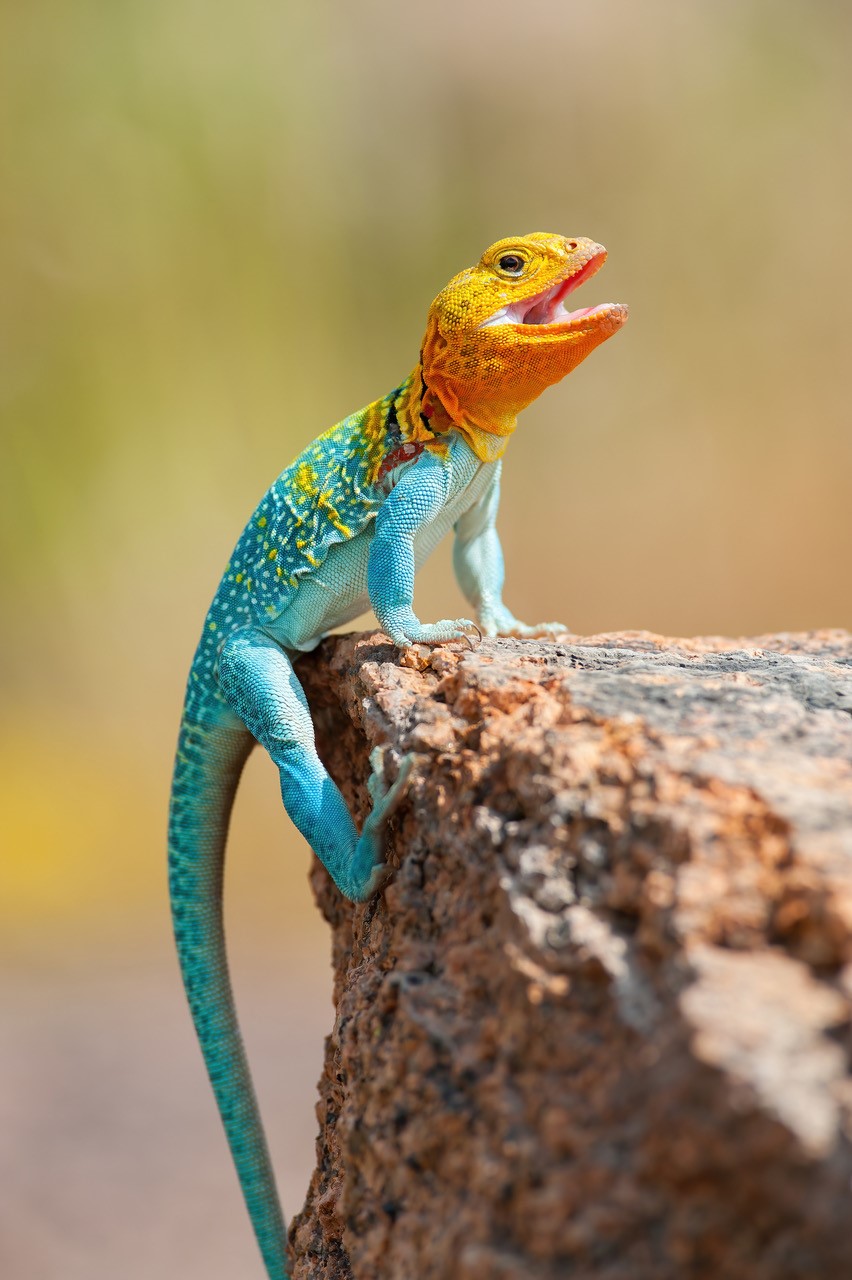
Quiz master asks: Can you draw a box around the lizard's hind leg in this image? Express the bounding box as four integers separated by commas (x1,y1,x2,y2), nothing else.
216,627,405,900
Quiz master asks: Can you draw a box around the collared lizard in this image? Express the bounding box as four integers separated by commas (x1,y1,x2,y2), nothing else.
168,232,627,1279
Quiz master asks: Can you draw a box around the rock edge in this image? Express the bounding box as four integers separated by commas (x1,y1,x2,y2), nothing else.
290,629,852,1280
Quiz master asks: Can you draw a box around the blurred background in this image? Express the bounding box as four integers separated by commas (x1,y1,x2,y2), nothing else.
1,1,850,1276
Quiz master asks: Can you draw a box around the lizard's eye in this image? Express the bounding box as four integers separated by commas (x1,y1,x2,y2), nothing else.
497,254,526,277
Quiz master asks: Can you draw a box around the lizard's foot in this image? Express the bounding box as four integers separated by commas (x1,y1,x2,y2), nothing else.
496,620,568,639
390,618,480,649
364,747,414,813
345,749,414,901
480,608,568,639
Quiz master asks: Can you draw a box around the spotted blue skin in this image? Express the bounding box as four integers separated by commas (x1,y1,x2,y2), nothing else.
168,377,561,1279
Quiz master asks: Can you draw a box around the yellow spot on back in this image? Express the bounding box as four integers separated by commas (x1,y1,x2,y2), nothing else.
294,461,320,500
316,489,352,538
257,516,267,528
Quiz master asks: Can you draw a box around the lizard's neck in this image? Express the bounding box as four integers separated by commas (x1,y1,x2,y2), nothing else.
393,365,515,465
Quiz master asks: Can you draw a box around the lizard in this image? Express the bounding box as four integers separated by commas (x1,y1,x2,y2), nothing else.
168,231,627,1280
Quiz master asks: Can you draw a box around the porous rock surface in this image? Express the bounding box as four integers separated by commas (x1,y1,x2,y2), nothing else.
290,630,852,1280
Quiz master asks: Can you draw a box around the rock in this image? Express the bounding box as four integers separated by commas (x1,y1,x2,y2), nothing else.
290,630,852,1280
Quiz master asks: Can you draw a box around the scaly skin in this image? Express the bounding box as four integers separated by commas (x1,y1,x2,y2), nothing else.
168,232,627,1279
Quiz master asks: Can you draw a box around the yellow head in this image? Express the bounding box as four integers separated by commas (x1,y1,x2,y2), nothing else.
414,232,628,462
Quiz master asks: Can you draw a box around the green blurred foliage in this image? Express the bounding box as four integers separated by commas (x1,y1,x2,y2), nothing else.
1,0,851,946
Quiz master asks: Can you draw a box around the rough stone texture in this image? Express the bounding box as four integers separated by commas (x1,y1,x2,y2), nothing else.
289,630,852,1280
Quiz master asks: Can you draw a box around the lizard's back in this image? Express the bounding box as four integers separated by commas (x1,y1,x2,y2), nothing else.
186,386,401,716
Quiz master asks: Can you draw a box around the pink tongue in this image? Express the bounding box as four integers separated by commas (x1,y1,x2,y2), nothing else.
563,305,595,321
524,298,553,324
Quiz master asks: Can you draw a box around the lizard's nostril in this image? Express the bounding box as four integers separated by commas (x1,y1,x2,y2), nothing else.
567,240,578,251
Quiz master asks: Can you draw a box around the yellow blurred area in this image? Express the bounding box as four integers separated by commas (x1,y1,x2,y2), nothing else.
1,2,850,1274
3,0,852,940
3,0,852,943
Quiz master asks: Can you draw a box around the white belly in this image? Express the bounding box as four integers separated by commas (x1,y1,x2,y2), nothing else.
271,442,493,651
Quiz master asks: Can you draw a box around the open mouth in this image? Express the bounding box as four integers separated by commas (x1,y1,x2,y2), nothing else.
480,251,620,330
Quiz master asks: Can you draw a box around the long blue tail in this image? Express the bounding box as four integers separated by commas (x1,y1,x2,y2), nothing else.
168,705,290,1280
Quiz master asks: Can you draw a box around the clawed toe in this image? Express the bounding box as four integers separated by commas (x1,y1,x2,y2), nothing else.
366,749,413,813
404,618,481,647
459,621,482,649
491,619,569,639
361,749,414,850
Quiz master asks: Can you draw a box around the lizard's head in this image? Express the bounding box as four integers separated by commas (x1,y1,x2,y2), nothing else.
417,232,628,461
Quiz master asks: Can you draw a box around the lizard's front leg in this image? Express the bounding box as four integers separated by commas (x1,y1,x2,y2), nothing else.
368,450,479,647
452,460,568,638
216,627,407,900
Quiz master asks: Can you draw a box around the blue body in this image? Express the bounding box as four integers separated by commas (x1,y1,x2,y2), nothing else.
168,377,562,1278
